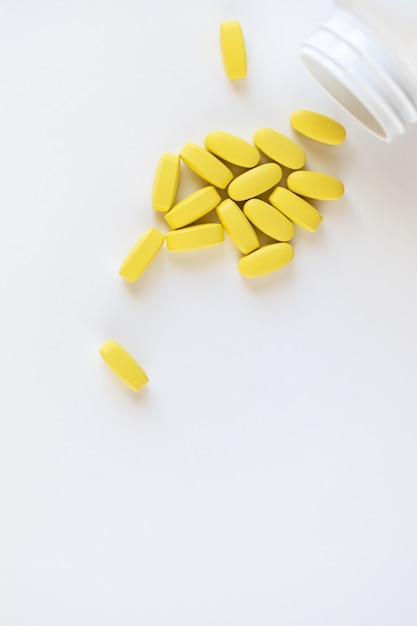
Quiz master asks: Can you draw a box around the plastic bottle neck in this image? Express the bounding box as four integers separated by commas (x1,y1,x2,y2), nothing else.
301,9,417,141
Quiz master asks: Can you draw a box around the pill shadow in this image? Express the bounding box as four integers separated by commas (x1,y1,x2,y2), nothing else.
241,259,297,293
229,77,249,98
174,162,207,201
287,130,349,179
125,382,152,408
163,240,230,276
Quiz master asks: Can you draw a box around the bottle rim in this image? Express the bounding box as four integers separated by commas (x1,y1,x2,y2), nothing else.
301,12,417,141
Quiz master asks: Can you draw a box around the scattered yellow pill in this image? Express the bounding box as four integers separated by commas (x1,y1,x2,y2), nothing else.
205,131,260,168
287,171,344,200
243,198,294,242
151,153,180,212
119,227,165,283
216,199,259,254
269,187,322,232
253,128,306,169
238,242,294,278
166,223,224,251
99,339,149,391
165,186,221,230
219,20,247,80
180,142,233,189
290,110,346,145
228,162,282,201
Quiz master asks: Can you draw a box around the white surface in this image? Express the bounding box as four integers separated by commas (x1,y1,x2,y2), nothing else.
1,1,417,624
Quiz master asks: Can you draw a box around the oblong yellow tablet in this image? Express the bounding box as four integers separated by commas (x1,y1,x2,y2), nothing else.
253,128,306,169
99,340,149,391
205,131,260,168
290,110,346,145
180,142,233,189
151,153,180,212
216,199,259,254
238,243,294,278
243,198,294,242
166,223,224,251
219,20,247,80
228,163,282,201
165,186,221,230
119,227,165,283
287,171,344,200
268,187,322,232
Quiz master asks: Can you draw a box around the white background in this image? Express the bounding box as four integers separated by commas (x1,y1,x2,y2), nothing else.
1,0,417,624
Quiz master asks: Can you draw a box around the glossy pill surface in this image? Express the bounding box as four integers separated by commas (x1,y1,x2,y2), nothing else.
287,171,344,200
228,163,282,201
166,223,224,251
205,131,260,168
180,142,233,189
243,198,294,242
216,199,259,254
152,153,180,212
254,128,306,169
99,340,149,391
238,242,294,278
219,20,247,80
119,227,165,283
269,187,322,232
165,186,221,230
290,110,346,145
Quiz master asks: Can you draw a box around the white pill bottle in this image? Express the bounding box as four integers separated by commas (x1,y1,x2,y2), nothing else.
300,0,417,141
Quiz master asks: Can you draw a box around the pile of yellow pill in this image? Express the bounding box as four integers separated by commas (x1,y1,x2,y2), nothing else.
148,116,343,267
101,113,345,390
99,20,347,392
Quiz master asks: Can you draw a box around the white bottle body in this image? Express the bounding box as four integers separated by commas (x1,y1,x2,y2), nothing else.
301,0,417,141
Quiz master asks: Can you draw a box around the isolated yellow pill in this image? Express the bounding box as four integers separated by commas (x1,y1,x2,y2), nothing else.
290,110,346,145
243,198,294,242
269,187,322,232
287,171,344,200
119,227,165,283
151,153,180,212
180,142,233,189
254,128,306,169
99,340,149,391
219,20,247,80
165,186,221,230
238,243,294,278
228,163,282,201
166,223,224,251
205,131,260,168
216,199,259,254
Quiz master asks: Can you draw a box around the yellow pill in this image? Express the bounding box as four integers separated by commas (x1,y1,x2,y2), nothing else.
269,187,322,232
205,131,260,168
243,198,294,242
216,199,259,254
253,128,306,169
219,20,247,80
290,110,346,145
151,153,180,212
238,243,294,278
166,223,224,251
180,142,233,189
165,186,221,230
119,227,165,283
99,340,149,392
228,163,282,201
287,171,344,200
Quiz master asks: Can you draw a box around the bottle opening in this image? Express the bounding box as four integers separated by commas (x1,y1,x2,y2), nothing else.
302,50,388,140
